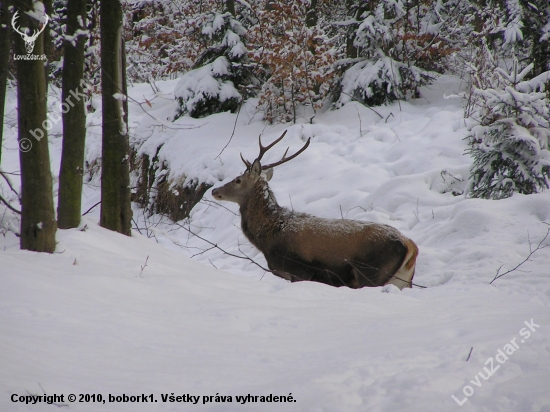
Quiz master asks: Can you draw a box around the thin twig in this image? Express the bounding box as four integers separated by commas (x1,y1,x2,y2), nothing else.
0,170,20,198
215,100,243,160
0,194,21,214
132,217,143,235
82,201,101,216
466,347,473,361
140,255,149,276
490,228,550,284
173,220,273,274
340,92,384,119
354,106,363,136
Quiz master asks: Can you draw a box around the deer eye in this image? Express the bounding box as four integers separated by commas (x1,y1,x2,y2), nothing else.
235,178,241,184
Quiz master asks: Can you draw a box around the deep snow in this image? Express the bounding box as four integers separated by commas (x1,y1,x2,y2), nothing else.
1,75,550,411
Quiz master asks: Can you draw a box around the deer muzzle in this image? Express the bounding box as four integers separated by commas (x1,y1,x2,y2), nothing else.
211,188,223,200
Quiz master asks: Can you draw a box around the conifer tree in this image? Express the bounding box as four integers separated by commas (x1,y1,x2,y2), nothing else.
466,61,550,199
173,2,252,119
338,0,448,106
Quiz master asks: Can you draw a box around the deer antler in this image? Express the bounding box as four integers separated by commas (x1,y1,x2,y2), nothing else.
261,137,310,170
240,130,311,170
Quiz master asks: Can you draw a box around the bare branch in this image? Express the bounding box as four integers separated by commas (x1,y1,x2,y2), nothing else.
0,194,21,214
490,228,550,284
0,170,20,198
215,101,242,160
173,220,275,275
340,92,384,119
82,201,101,216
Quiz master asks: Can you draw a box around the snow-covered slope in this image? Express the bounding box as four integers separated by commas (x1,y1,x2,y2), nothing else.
1,75,550,411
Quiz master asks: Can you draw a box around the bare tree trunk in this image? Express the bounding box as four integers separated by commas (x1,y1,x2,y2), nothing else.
305,0,317,28
225,0,235,16
345,0,367,59
100,0,132,235
42,0,52,85
13,0,56,252
57,0,87,228
0,0,11,165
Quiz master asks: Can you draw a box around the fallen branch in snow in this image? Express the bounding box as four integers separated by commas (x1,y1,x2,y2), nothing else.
173,220,273,274
199,198,239,216
466,346,473,361
490,228,550,284
140,255,149,276
354,106,364,137
82,201,101,216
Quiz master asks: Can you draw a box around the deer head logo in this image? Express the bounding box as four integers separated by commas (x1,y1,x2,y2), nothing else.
12,10,49,54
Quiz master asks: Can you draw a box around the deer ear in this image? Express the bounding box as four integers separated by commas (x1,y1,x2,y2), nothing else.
263,168,274,181
250,159,262,178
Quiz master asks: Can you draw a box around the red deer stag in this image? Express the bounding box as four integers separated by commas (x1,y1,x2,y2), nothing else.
212,131,418,289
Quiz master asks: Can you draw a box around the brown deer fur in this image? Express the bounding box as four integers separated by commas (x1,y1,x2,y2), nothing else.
212,155,419,289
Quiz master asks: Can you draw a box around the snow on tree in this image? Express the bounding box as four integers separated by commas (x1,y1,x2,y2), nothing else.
124,0,208,83
247,0,339,123
499,0,550,76
337,0,449,107
248,0,338,122
173,7,253,119
465,60,550,199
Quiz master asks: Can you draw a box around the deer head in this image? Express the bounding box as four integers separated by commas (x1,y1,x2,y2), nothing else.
12,10,49,54
212,131,310,205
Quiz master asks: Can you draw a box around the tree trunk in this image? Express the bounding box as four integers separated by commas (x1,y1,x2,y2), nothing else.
305,0,317,28
42,0,52,85
521,0,550,77
100,0,132,235
345,0,366,59
57,0,87,229
0,0,11,165
225,0,235,16
13,0,56,252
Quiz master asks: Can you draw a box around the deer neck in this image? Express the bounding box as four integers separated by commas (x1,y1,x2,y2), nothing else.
239,180,285,248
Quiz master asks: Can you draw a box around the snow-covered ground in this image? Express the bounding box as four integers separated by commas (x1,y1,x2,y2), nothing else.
1,75,550,411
